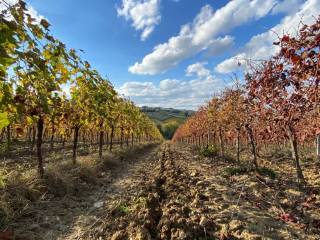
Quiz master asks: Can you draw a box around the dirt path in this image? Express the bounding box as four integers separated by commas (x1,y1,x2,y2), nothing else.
9,144,161,240
8,143,320,240
62,144,162,240
83,143,319,240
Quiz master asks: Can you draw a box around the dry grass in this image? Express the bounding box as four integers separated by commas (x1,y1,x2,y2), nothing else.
191,145,320,239
0,169,44,229
0,143,158,230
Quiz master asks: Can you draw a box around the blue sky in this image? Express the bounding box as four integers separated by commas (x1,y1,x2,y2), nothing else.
20,0,320,109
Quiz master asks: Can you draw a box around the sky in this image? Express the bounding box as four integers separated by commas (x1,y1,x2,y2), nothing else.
9,0,320,109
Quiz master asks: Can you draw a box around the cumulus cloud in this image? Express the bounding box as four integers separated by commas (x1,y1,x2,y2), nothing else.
0,0,44,23
117,78,221,109
215,0,320,74
118,81,157,96
215,54,246,74
118,63,225,109
129,0,276,75
205,36,234,57
117,0,161,41
272,0,303,15
186,62,210,78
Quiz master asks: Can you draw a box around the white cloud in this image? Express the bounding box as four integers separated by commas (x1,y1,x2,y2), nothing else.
118,63,225,109
129,0,276,75
117,0,161,41
215,0,320,74
272,0,303,15
190,0,276,46
186,62,210,78
117,81,157,96
205,36,234,57
0,0,44,23
215,54,246,74
118,78,221,109
0,0,17,10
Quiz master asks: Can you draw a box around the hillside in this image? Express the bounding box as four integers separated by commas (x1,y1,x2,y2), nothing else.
140,106,194,139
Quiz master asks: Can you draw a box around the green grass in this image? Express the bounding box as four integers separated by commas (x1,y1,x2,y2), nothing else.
199,146,219,158
257,167,276,179
141,107,194,139
141,107,193,122
224,166,249,177
116,203,130,214
223,165,277,179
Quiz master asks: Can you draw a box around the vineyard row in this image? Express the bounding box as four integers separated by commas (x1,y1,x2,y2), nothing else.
173,16,320,185
0,1,163,176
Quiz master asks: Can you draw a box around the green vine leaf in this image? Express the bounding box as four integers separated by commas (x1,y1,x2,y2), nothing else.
0,112,10,130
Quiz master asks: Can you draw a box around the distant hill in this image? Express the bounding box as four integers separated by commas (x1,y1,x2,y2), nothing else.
140,106,194,139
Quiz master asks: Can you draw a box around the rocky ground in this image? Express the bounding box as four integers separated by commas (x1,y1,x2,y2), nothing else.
1,143,320,239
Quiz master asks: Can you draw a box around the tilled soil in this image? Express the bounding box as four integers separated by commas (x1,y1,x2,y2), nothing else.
82,143,320,240
5,143,320,240
80,144,214,240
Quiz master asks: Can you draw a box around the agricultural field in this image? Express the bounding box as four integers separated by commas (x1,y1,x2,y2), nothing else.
2,143,319,239
1,0,320,240
89,144,320,240
141,107,193,139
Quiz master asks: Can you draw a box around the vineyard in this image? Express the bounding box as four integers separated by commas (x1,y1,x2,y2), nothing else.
0,1,162,176
0,0,320,240
173,17,320,185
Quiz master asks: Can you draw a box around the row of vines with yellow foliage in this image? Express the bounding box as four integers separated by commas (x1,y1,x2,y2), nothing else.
0,0,162,177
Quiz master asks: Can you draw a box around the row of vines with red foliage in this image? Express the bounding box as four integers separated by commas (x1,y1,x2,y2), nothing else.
173,16,320,184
